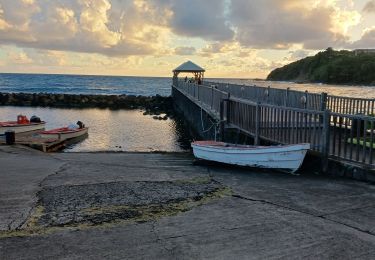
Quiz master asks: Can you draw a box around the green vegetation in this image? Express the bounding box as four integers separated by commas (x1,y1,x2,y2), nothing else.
267,48,375,85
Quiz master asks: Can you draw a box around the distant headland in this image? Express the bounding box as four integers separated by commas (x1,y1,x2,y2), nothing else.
267,48,375,85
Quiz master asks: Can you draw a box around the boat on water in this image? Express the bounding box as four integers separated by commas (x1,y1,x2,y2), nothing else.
191,141,310,173
39,126,88,141
0,115,45,135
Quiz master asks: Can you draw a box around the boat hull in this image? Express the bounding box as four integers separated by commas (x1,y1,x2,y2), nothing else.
0,122,46,135
39,127,88,141
191,142,310,173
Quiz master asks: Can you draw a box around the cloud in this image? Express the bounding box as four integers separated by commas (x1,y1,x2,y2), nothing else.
174,46,196,56
351,27,375,48
165,0,234,41
363,0,375,13
229,0,357,50
6,49,33,64
289,50,310,60
0,0,169,56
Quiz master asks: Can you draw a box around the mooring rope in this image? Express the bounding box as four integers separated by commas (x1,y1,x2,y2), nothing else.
200,107,225,141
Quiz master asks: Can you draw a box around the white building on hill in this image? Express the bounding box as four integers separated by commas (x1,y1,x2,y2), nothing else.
353,49,375,56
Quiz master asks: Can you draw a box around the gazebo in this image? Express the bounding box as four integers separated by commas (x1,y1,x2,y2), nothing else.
173,61,205,84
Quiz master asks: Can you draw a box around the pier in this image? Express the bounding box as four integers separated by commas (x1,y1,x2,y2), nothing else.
172,64,375,181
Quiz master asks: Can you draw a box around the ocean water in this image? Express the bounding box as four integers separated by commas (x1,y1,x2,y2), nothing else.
212,79,375,99
1,73,374,152
0,106,191,152
1,73,375,98
0,73,172,96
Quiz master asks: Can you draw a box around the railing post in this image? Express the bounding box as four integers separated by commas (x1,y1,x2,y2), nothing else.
320,92,328,111
220,99,225,141
211,85,214,109
321,109,331,173
197,84,200,101
319,92,328,123
285,87,290,107
226,93,231,124
255,102,261,145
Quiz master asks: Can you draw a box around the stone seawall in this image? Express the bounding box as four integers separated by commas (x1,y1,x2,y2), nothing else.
0,92,174,115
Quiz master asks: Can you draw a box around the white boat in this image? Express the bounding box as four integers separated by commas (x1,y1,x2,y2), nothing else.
0,115,46,135
191,141,310,173
39,127,89,141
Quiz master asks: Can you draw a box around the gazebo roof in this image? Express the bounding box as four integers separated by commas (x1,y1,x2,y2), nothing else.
173,61,205,73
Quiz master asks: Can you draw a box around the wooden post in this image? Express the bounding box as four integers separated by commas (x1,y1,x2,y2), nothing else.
319,92,328,123
211,85,214,109
321,109,331,173
220,99,225,141
226,93,231,124
285,87,290,107
320,92,328,111
197,83,200,101
255,102,261,145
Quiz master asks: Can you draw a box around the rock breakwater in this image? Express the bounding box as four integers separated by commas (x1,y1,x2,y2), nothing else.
0,92,174,116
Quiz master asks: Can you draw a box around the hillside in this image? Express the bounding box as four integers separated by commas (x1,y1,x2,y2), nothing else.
267,48,375,85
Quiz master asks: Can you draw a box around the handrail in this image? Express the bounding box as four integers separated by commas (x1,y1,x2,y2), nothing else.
173,80,375,167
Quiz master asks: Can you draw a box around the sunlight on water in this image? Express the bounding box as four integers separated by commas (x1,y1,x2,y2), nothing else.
213,79,375,99
1,74,374,98
0,106,189,152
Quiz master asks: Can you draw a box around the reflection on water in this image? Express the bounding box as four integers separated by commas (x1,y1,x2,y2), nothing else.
0,106,191,152
213,79,375,99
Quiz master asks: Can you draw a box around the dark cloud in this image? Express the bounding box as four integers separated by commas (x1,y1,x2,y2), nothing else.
363,1,375,13
166,0,234,41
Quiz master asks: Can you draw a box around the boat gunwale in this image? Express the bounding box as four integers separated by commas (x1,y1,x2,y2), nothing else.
0,121,46,127
40,127,88,135
192,141,310,151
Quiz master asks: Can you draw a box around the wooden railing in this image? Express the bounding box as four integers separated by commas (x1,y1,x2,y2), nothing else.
206,81,324,111
205,81,375,116
327,95,375,116
173,80,375,168
227,98,326,152
177,80,229,113
329,112,375,165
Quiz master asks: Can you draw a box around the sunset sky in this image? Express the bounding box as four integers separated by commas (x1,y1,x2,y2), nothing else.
0,0,374,78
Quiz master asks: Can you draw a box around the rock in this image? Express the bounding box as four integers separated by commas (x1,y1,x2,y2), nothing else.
0,92,176,117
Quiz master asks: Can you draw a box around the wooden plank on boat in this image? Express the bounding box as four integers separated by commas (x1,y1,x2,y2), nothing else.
0,131,66,152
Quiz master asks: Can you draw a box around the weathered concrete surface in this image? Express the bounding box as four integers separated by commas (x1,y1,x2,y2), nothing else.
0,146,375,259
0,146,64,231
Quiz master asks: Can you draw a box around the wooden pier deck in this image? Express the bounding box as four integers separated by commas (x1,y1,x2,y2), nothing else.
0,131,65,152
173,79,375,171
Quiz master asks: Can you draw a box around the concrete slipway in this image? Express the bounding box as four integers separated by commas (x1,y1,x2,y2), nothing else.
0,145,374,259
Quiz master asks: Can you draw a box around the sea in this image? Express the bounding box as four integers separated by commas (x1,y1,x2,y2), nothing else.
1,73,375,152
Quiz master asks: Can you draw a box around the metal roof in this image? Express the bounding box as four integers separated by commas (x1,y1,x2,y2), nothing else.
173,61,205,72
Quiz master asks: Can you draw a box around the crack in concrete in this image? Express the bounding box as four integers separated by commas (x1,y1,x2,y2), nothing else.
13,163,69,231
151,221,175,257
231,194,375,237
319,205,375,217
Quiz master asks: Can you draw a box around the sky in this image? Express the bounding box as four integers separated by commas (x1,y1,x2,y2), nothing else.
0,0,374,78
